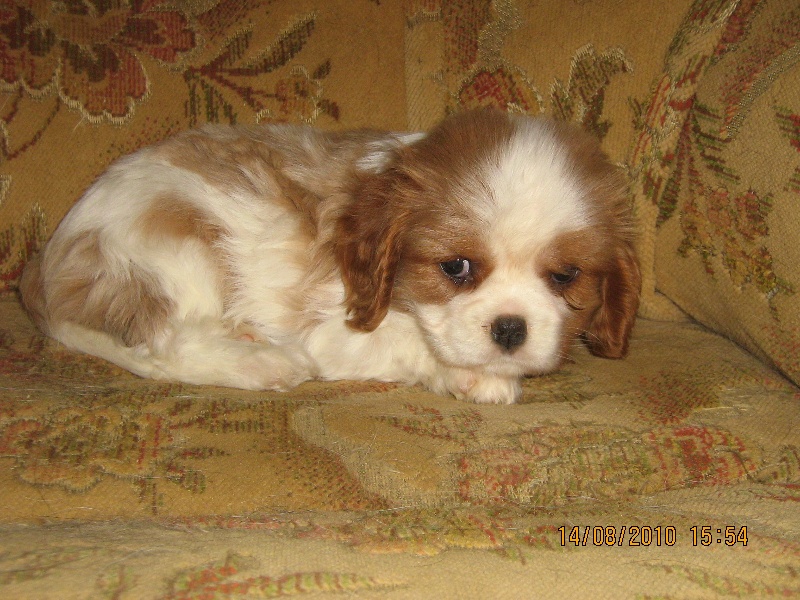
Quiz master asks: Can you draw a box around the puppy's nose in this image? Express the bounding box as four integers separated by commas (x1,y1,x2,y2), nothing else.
491,315,527,351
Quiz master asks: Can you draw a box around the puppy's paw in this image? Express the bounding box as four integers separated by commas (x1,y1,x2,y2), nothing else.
433,368,521,405
236,343,314,391
464,375,521,405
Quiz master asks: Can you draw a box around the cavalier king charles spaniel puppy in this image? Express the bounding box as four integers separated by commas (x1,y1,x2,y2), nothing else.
20,109,640,404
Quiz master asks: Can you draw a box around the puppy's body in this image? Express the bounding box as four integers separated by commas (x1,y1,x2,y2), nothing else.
21,111,640,404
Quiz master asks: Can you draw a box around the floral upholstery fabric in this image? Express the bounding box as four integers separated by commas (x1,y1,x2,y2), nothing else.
630,0,800,387
1,1,799,598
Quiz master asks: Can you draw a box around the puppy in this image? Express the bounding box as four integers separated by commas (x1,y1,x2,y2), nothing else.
20,110,640,404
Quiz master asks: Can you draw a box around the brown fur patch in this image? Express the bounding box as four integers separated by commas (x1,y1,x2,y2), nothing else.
40,231,174,347
537,226,640,360
537,228,610,283
582,243,641,358
395,219,496,307
138,196,224,245
335,180,406,331
336,110,516,327
155,128,319,240
138,194,238,315
155,126,394,244
536,228,609,360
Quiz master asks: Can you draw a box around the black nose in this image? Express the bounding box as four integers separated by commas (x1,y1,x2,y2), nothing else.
491,315,527,351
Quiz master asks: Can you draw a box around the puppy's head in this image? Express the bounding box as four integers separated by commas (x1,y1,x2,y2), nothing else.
336,109,640,377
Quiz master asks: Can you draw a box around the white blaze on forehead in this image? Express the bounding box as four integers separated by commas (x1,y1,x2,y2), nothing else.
481,119,592,256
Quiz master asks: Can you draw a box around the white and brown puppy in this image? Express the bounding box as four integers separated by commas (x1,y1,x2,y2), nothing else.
20,110,640,404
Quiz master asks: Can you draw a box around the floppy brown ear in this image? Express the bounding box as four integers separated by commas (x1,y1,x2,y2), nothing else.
334,174,407,332
584,243,641,358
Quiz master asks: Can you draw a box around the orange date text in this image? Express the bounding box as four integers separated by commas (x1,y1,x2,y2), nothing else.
558,525,677,547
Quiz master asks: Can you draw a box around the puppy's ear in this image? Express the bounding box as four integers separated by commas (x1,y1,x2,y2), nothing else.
335,172,407,332
584,243,641,358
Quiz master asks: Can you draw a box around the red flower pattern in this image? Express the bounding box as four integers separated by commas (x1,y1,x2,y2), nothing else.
0,0,196,121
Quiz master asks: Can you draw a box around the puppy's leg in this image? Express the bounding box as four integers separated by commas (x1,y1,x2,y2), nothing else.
52,319,315,391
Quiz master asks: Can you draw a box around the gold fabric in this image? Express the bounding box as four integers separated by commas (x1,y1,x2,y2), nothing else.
631,0,800,386
1,0,799,597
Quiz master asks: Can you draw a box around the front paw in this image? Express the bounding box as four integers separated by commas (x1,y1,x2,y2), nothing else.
464,375,521,405
433,368,522,404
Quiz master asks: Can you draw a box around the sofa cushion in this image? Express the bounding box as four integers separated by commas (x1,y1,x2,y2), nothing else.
630,0,800,385
2,292,800,595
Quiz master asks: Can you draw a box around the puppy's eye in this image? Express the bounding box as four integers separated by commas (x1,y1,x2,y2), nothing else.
550,266,580,287
440,258,472,283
